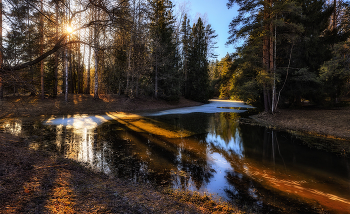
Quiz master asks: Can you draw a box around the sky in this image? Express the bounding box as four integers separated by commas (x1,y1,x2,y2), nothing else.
173,0,239,60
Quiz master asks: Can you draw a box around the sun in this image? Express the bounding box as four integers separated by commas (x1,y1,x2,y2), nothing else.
67,26,73,33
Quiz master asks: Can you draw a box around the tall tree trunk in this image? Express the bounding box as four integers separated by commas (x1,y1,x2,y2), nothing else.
86,44,91,94
0,0,3,99
93,26,99,99
126,46,131,93
65,0,70,102
263,0,274,112
272,21,277,112
94,48,99,99
263,3,269,112
333,0,337,30
269,12,275,113
93,8,99,99
82,42,85,94
69,49,73,93
53,1,59,97
77,33,82,94
40,0,44,99
155,53,158,98
64,45,68,102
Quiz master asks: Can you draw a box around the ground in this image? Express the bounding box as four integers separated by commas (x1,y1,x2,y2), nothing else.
0,94,239,214
247,107,350,156
250,108,350,140
0,94,202,118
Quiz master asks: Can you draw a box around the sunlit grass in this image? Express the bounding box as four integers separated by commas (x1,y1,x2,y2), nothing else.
45,170,76,213
164,188,241,214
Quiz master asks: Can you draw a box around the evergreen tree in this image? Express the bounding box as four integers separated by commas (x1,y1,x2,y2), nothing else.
180,13,191,97
320,38,350,103
4,0,40,95
225,0,349,109
227,0,301,112
149,0,180,100
187,17,210,103
278,0,338,106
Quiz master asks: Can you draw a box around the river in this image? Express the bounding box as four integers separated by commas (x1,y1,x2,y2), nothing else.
1,100,350,213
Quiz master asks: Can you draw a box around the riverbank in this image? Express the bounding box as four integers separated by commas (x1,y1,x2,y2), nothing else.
0,94,202,118
247,107,350,156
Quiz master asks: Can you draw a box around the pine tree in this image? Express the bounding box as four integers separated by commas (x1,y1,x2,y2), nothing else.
187,17,210,103
180,14,191,97
279,0,337,106
227,0,301,111
149,0,180,100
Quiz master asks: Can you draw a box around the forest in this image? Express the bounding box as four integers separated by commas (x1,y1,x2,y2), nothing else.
0,0,349,112
0,0,215,104
213,0,350,112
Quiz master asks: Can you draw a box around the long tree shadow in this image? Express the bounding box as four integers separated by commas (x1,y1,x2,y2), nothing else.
0,135,59,213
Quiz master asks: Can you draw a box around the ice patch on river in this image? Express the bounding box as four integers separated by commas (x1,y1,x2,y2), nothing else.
44,115,111,130
43,100,254,128
144,99,255,116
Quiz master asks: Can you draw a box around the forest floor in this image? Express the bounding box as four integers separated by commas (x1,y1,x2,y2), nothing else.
250,107,350,140
247,106,350,156
0,93,202,118
0,94,240,214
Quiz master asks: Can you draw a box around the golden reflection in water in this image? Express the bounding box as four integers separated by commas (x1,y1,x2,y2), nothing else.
106,112,194,138
209,137,350,214
50,115,112,174
230,153,350,213
1,119,22,136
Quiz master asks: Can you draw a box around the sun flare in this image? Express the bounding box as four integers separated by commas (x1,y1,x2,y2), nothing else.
67,26,73,33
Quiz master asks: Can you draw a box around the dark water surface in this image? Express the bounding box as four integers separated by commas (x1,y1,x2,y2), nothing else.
1,100,350,213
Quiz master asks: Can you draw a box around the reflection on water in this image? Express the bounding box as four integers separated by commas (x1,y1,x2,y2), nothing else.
46,115,112,174
1,104,350,213
1,118,22,136
53,122,112,174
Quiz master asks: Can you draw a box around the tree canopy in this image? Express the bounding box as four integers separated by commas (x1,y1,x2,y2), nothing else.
0,0,216,103
212,0,350,111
